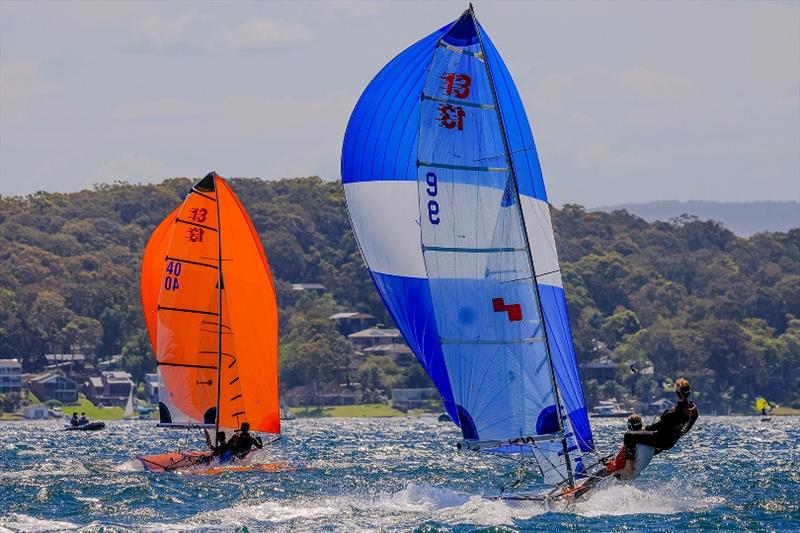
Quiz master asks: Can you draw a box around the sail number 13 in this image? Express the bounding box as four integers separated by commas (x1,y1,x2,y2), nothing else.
426,172,440,225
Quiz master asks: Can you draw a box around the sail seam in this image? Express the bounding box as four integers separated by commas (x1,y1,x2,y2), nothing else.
158,306,218,317
421,94,495,109
190,189,216,202
423,245,525,254
417,160,508,172
175,218,218,232
165,256,218,269
437,41,484,60
440,337,544,345
157,362,218,370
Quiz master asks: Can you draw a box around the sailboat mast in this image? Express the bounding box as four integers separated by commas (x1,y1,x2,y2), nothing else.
469,6,575,488
214,173,224,436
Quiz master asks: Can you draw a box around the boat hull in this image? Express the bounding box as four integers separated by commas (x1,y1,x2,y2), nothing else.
64,422,106,431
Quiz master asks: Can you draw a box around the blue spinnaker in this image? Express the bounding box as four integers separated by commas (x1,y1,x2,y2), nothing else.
342,7,593,486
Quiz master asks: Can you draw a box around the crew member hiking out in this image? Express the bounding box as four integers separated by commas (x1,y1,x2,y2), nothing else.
575,414,648,496
605,414,645,479
624,378,698,458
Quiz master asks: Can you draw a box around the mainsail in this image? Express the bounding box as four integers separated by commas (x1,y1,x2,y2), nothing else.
341,7,592,488
140,173,280,435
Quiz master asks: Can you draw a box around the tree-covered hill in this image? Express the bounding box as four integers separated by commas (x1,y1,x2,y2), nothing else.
1,177,798,411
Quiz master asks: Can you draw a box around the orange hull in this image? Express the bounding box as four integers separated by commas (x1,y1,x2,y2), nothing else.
138,451,212,472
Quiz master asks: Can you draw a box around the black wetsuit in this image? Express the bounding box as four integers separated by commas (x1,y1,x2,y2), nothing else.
624,400,698,455
230,432,263,457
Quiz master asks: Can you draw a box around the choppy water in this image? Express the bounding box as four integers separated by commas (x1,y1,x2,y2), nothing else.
0,416,797,531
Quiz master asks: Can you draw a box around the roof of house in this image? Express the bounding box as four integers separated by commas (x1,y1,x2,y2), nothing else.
102,371,132,382
291,283,326,291
28,372,77,385
363,343,412,355
88,376,104,388
0,359,21,368
348,327,402,340
581,359,619,369
329,312,375,320
44,354,85,362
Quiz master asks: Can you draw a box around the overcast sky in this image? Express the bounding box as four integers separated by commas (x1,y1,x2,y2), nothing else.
1,0,798,206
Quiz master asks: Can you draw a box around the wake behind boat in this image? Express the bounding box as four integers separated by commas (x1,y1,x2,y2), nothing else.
136,172,281,472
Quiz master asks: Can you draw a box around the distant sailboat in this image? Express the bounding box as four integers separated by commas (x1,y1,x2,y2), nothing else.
342,6,605,500
137,172,281,472
756,396,775,421
123,389,135,419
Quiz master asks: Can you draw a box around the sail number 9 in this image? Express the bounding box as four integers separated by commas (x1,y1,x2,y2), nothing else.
164,261,182,291
426,172,440,225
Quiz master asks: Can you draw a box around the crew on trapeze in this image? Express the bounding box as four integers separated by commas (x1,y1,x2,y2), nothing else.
623,378,698,458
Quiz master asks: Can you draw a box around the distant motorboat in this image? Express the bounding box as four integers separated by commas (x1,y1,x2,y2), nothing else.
64,421,106,431
590,399,633,418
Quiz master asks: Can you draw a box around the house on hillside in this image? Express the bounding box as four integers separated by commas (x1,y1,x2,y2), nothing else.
348,327,403,350
22,404,49,419
27,373,78,403
329,312,376,335
43,353,86,377
391,388,438,410
0,359,22,394
284,383,363,407
85,371,133,406
580,358,619,383
291,283,326,293
97,354,123,371
363,343,415,366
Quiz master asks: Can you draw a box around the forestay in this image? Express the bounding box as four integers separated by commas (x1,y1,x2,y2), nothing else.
342,7,593,487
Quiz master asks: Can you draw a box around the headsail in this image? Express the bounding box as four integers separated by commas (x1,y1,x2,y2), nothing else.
342,7,592,487
140,173,280,434
123,389,135,419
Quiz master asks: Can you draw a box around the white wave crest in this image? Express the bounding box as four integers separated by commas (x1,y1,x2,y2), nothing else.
0,513,77,532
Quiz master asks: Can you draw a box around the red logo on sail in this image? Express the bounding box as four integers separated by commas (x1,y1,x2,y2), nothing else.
492,298,522,322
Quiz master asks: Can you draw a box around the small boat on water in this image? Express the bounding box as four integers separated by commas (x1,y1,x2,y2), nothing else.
64,421,105,431
137,172,282,473
590,399,634,418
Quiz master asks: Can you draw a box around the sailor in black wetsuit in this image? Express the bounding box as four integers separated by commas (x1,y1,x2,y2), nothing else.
228,422,263,458
624,378,698,458
70,412,80,427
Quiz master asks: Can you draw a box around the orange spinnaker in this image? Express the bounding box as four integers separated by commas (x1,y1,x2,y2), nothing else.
140,173,280,434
